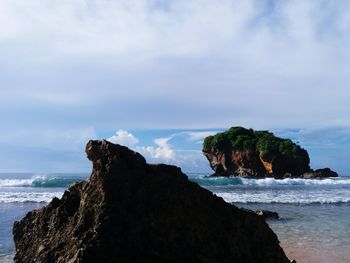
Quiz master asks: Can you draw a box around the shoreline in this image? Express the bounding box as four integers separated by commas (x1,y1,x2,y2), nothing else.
281,241,350,263
2,174,350,262
3,238,350,263
233,202,350,263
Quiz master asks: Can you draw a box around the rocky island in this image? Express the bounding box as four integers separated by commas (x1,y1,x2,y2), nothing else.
203,127,338,178
13,140,291,263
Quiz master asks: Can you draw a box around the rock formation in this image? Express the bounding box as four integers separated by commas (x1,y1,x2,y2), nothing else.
203,127,338,178
13,140,291,263
303,168,339,179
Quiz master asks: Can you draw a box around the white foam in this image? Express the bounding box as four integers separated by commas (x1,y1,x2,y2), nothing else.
239,177,350,186
0,191,63,203
0,175,47,187
215,190,350,204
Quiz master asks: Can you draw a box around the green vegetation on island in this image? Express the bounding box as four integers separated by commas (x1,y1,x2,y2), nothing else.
203,126,308,162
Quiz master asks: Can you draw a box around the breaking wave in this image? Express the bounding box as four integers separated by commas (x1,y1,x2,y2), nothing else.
0,175,85,188
214,192,350,204
192,176,350,187
0,191,64,203
192,176,350,204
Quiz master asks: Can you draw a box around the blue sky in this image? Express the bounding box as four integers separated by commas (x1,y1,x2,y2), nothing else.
1,0,350,174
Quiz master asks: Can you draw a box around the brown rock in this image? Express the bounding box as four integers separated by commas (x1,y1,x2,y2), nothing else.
204,147,310,178
204,149,266,177
303,168,338,179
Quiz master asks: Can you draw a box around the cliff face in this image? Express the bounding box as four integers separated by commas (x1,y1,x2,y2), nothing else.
204,149,267,177
13,140,291,263
203,148,309,178
203,127,337,178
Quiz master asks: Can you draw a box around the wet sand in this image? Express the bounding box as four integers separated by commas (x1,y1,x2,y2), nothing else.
282,241,350,263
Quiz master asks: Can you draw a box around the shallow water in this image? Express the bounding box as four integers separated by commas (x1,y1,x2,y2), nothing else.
195,175,350,263
0,203,45,262
237,203,350,263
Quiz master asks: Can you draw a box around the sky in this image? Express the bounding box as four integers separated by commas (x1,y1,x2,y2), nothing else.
1,0,350,174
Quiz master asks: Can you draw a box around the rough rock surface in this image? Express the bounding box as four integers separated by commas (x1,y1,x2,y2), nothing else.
204,147,337,179
203,148,313,178
13,140,291,263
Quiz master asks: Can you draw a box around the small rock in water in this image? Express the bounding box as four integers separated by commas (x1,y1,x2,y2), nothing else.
303,168,338,179
256,210,280,219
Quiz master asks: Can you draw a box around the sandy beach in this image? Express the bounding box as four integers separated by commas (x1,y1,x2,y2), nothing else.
282,240,350,263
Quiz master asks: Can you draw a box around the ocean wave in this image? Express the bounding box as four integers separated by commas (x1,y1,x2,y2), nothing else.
0,191,64,203
215,192,350,204
192,176,350,187
193,176,350,204
0,175,85,188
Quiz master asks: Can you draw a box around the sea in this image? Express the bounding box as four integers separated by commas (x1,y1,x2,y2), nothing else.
1,173,350,263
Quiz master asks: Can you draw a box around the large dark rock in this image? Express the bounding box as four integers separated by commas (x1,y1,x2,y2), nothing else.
13,140,291,263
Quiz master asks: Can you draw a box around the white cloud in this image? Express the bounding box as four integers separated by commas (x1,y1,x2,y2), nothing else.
1,0,349,130
0,0,254,57
3,1,350,173
107,130,139,148
107,130,175,160
137,137,175,160
185,131,219,141
1,1,350,129
2,0,350,67
0,127,97,151
43,128,97,146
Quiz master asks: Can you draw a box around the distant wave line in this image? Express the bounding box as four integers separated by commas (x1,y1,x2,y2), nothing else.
0,176,85,188
192,176,350,186
215,192,350,204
